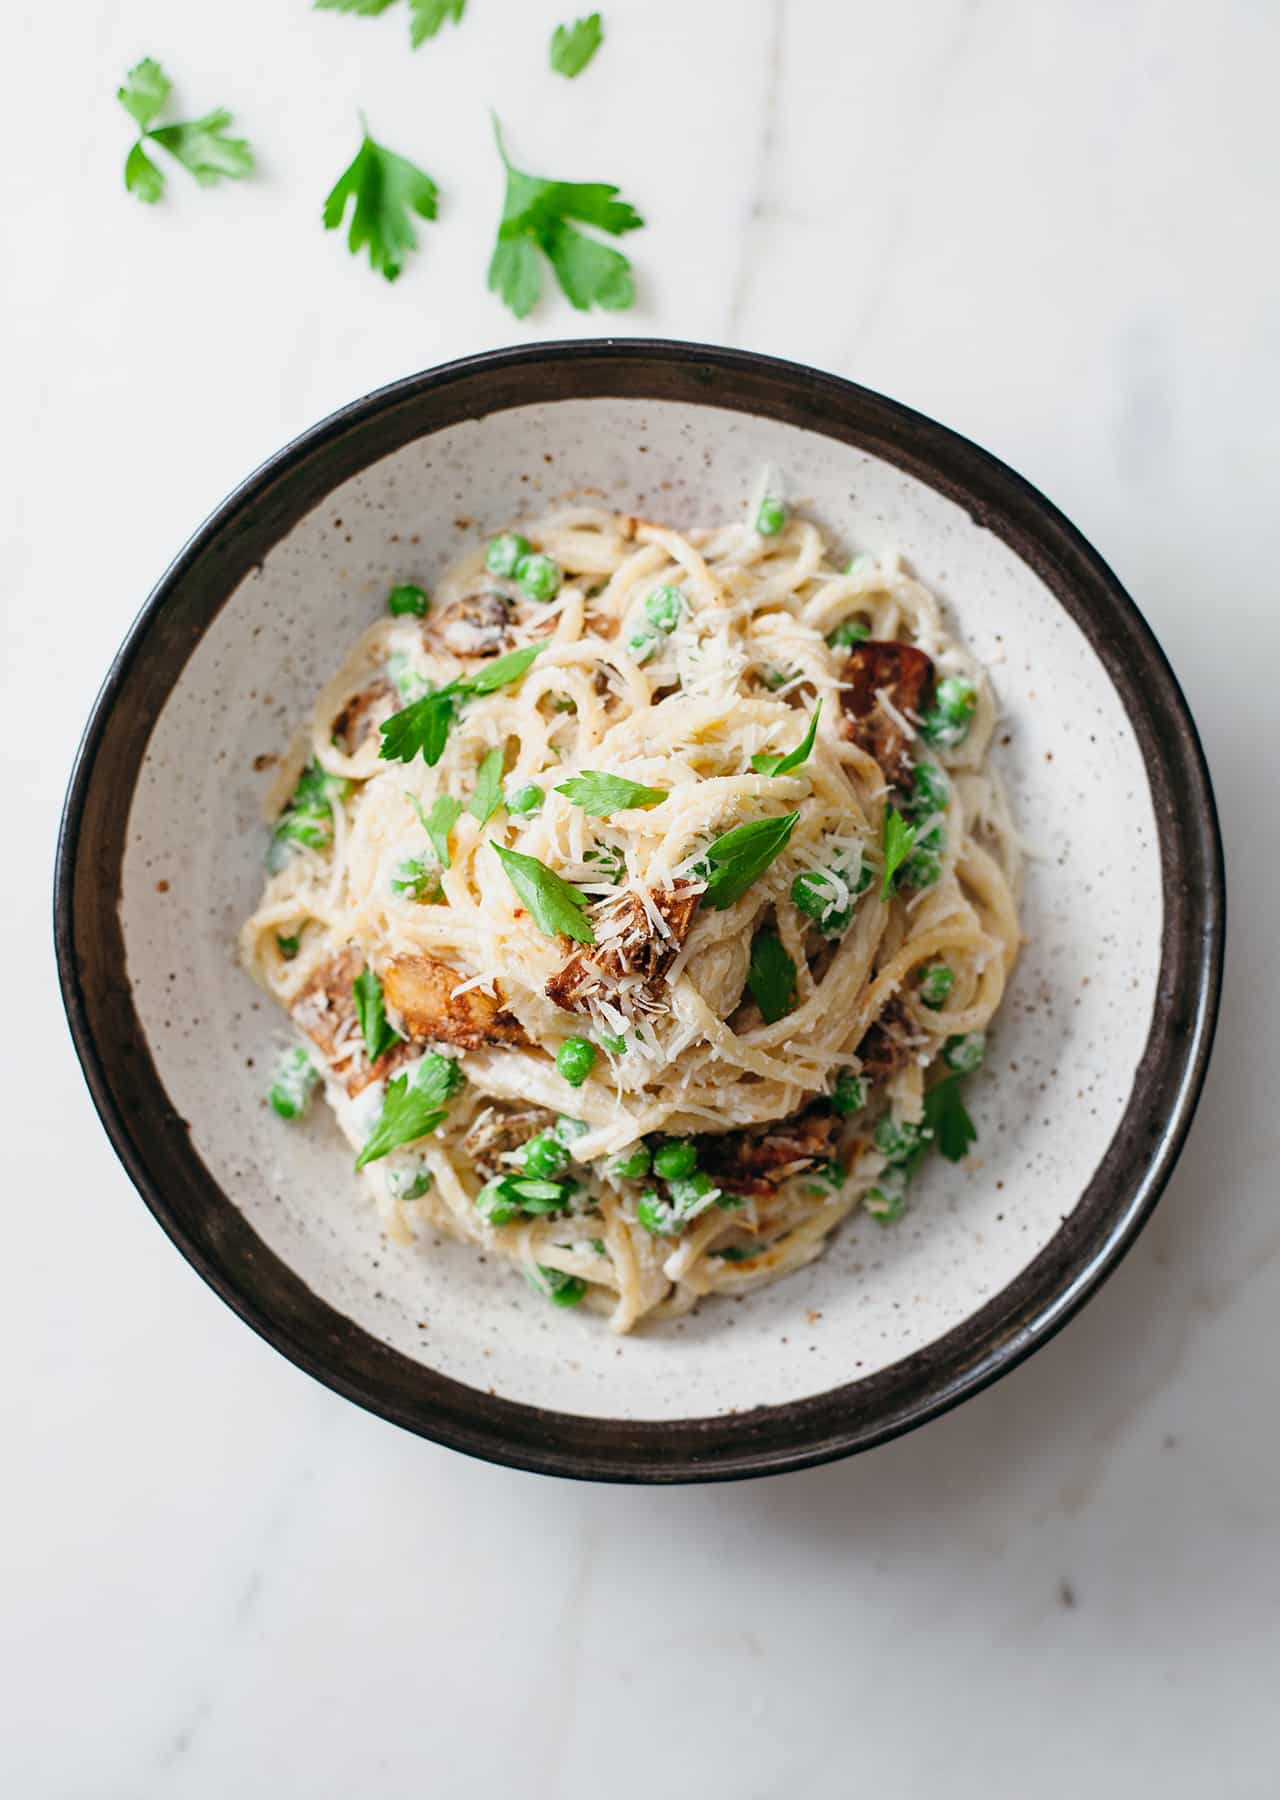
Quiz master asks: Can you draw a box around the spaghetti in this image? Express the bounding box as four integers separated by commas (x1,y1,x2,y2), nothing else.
240,502,1021,1331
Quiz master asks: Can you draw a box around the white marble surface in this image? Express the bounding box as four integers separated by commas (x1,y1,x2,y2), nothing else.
3,1,1275,1793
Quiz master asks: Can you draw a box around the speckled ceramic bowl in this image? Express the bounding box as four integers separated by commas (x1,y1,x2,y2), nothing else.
54,342,1223,1482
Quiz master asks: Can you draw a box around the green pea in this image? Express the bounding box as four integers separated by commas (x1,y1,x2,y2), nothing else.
628,631,658,665
538,1266,587,1306
553,1115,590,1147
387,583,428,618
610,1145,652,1181
597,1029,627,1055
756,497,787,536
827,619,870,649
636,1192,677,1235
515,551,562,602
921,677,978,748
485,532,532,577
791,868,855,936
555,1037,596,1087
653,1139,697,1181
505,782,544,816
873,1114,931,1166
865,1168,908,1224
668,1171,716,1217
903,847,943,890
475,1180,520,1225
936,675,977,721
944,1032,986,1074
909,762,949,816
387,653,432,704
919,963,954,1009
522,1129,569,1179
269,1045,319,1121
387,1166,431,1201
831,1070,868,1117
643,585,684,634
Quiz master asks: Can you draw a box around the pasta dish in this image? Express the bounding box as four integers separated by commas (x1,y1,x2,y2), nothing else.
240,495,1021,1331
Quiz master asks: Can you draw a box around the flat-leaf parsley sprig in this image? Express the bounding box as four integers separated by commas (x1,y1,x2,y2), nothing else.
117,58,255,205
550,14,605,78
380,642,545,766
488,117,644,319
491,844,596,945
324,118,440,281
315,0,467,51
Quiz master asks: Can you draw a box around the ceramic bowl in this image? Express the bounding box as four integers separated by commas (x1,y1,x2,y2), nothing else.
55,341,1224,1482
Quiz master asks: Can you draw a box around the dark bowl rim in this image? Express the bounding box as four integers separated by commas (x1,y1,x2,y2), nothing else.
53,337,1225,1484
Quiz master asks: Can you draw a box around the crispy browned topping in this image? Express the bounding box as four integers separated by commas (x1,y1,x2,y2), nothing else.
428,592,515,660
839,640,935,786
332,679,395,754
289,948,410,1096
854,997,923,1082
545,882,700,1015
382,953,528,1050
462,1103,557,1177
699,1109,837,1198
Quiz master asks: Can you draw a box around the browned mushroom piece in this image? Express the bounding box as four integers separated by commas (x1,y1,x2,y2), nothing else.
428,592,515,660
854,997,923,1082
289,948,411,1096
382,953,528,1050
462,1103,558,1178
839,640,935,787
332,678,396,754
546,882,700,1015
699,1109,837,1199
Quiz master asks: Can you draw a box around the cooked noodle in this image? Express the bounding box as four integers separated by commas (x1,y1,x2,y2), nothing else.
240,504,1021,1331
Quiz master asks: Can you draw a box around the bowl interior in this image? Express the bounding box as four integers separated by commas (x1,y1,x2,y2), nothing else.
117,394,1162,1423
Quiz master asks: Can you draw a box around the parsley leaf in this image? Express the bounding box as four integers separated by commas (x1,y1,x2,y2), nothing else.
355,1053,464,1169
323,120,439,281
380,644,544,765
751,700,822,777
353,963,401,1063
699,812,800,911
492,844,595,944
423,794,462,867
124,144,165,205
118,58,170,130
550,13,604,77
555,771,668,817
468,748,506,824
923,1074,978,1163
149,113,256,186
746,928,796,1024
409,0,467,43
117,58,254,204
315,0,466,48
488,117,644,319
880,805,919,899
463,641,545,695
381,686,461,764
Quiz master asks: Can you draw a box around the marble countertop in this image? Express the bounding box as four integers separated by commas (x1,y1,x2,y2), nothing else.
4,1,1275,1794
